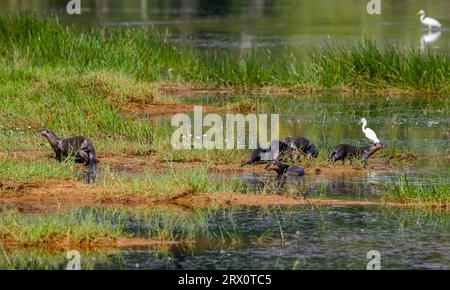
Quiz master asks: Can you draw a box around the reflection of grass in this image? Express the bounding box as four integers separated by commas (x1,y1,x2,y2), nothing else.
382,175,449,205
0,247,109,270
0,206,244,252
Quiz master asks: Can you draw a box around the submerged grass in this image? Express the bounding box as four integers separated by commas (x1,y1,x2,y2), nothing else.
0,14,448,93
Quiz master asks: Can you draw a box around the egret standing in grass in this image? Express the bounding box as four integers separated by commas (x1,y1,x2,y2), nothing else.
417,10,442,32
360,118,380,144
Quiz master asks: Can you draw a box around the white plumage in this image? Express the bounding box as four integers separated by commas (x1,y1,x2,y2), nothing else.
417,10,442,31
360,118,380,144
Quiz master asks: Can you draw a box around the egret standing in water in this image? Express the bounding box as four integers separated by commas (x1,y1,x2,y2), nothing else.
417,10,442,31
360,118,380,144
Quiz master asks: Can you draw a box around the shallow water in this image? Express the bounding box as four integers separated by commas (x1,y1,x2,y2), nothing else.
1,0,449,271
163,92,449,198
102,205,449,270
175,93,449,154
2,0,449,54
4,205,448,270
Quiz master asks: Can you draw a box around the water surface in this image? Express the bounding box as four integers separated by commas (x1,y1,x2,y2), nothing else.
1,0,449,54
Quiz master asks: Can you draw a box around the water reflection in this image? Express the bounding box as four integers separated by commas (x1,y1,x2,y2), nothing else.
420,31,442,52
95,206,450,270
0,0,448,53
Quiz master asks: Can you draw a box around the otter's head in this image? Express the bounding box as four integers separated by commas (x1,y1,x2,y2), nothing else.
39,128,53,137
39,128,58,143
265,160,286,174
285,137,298,150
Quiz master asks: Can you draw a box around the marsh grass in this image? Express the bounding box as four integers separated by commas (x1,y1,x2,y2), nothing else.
1,14,448,93
0,209,122,248
0,247,109,270
83,207,242,243
0,156,74,180
98,163,248,196
0,206,244,252
383,174,449,205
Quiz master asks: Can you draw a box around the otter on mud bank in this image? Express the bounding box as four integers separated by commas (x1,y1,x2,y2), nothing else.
285,137,319,158
265,160,305,176
240,139,290,167
39,129,97,183
328,143,386,162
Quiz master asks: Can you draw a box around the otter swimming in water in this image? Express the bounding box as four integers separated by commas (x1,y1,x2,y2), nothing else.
40,129,97,183
265,160,305,176
328,143,386,162
241,139,290,167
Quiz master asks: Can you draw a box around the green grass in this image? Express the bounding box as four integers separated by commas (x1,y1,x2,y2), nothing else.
382,174,450,204
0,14,448,93
98,163,249,196
0,209,122,248
0,206,244,251
0,156,74,180
0,247,109,270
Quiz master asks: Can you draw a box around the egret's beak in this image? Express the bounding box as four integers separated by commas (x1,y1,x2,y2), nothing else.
416,11,420,16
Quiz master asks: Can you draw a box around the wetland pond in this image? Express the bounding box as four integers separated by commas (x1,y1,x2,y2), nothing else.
3,205,450,270
0,0,449,270
2,0,449,54
2,92,449,270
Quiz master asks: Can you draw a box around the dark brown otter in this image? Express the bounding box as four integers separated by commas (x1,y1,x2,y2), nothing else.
241,139,290,167
265,160,305,176
285,137,319,158
39,129,97,183
328,143,386,162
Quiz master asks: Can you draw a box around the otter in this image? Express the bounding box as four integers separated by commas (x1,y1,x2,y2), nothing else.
265,160,305,176
241,139,289,167
286,137,310,151
40,129,97,183
286,137,319,158
305,143,319,158
328,143,386,162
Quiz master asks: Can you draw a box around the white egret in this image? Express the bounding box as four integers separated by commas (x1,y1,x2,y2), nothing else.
360,118,380,144
417,10,442,31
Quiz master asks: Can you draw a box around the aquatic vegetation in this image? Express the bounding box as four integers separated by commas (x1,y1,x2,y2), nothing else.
0,209,122,249
0,15,448,93
383,174,450,205
81,207,243,243
0,247,109,270
0,207,245,250
98,163,249,196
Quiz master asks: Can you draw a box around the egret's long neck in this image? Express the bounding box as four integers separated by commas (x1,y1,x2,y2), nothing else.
420,14,426,23
361,122,366,132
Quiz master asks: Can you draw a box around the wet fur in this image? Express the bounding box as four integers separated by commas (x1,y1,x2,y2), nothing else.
40,129,97,183
265,160,305,176
327,144,371,162
241,140,289,167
